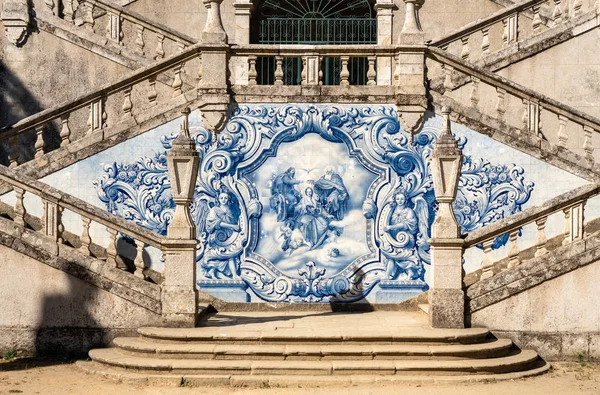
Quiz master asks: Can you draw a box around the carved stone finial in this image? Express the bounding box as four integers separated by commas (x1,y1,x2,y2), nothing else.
202,0,228,44
179,107,191,140
400,0,425,44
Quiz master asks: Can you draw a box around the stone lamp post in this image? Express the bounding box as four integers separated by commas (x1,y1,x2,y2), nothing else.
428,106,466,329
162,108,201,327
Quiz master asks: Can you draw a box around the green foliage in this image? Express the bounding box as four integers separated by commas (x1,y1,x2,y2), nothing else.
179,378,193,387
9,390,23,394
3,350,17,361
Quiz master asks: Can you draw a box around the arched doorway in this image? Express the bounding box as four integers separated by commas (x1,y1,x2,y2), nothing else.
250,0,377,85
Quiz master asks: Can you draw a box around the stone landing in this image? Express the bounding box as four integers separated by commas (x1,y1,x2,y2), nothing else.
78,311,550,387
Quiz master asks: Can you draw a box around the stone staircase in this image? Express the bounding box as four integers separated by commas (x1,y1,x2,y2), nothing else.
77,311,549,386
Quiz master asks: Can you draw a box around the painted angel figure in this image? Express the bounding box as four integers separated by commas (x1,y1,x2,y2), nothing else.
383,189,423,280
200,191,242,279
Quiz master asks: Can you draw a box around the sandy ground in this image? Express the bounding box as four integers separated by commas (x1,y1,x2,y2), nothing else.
0,360,599,395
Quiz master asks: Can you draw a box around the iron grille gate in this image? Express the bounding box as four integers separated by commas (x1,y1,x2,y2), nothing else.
252,0,377,86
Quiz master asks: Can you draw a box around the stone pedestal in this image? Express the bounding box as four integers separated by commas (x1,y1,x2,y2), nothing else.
428,106,465,329
202,0,228,44
400,0,425,45
162,109,200,327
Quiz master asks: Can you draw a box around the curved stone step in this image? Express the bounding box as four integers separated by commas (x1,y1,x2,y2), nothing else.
77,358,550,386
88,347,540,376
137,326,491,345
113,337,514,360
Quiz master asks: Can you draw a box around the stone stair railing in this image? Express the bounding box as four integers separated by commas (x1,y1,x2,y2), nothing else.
463,183,600,282
44,0,196,62
430,0,595,61
0,161,167,279
426,46,600,167
0,41,208,171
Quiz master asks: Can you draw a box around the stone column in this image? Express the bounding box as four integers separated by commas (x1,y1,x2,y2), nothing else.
162,108,200,327
375,0,394,85
1,0,30,47
231,0,253,85
428,106,465,329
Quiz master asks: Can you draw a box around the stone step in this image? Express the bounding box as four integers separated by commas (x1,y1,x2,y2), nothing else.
88,347,540,376
136,326,491,345
113,337,513,360
76,359,551,386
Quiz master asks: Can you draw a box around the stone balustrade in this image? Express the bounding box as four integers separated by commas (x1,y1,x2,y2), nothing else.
0,42,208,169
50,0,195,60
0,162,167,278
231,44,401,87
427,47,599,163
430,0,598,62
464,183,600,282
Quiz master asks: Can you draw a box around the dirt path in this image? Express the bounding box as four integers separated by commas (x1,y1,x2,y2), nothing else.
0,360,599,395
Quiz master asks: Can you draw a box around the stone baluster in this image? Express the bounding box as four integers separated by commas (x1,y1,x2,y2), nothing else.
60,114,71,146
34,124,45,159
480,239,494,280
43,198,61,245
106,12,123,44
135,25,145,56
460,36,470,61
583,125,595,163
564,0,572,19
155,34,165,59
83,3,95,32
13,187,26,227
428,106,465,329
57,207,65,244
248,56,257,85
573,0,582,16
163,108,201,327
134,240,145,279
532,5,542,33
44,0,54,15
274,56,284,85
106,227,119,267
8,136,19,168
521,99,530,132
534,216,548,257
367,56,377,86
443,65,454,96
87,98,106,133
319,57,324,85
481,27,490,56
553,0,563,25
171,63,184,97
507,229,521,269
80,216,92,256
147,76,157,105
122,86,133,119
557,115,569,148
496,87,507,122
340,56,350,86
502,19,509,47
564,201,586,244
562,206,572,246
470,76,480,109
177,42,186,52
63,0,75,23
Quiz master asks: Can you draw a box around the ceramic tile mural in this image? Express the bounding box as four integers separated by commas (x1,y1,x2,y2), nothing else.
35,104,591,303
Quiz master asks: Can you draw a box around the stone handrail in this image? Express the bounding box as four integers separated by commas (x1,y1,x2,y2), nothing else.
0,163,167,277
463,183,600,281
426,46,598,162
54,0,195,61
430,0,594,63
0,41,212,167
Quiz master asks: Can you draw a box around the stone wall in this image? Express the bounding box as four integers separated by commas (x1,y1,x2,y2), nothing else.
471,258,600,362
0,244,162,356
